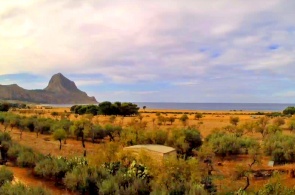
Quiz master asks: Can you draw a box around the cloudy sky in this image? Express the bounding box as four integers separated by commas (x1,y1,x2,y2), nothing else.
0,0,295,103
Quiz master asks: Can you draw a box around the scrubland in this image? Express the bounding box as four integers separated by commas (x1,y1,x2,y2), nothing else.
1,106,295,194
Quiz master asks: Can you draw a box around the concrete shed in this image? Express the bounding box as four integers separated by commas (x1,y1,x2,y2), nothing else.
124,144,176,160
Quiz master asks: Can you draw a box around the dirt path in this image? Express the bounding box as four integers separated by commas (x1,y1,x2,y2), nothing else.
5,166,76,195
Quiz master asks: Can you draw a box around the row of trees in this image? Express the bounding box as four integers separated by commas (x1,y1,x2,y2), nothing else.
0,103,26,112
2,112,295,161
0,112,202,157
71,102,140,116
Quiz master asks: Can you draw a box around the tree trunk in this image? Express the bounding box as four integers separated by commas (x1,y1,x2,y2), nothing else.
81,132,85,148
249,159,257,169
109,134,114,141
242,176,250,191
92,131,95,143
59,139,62,150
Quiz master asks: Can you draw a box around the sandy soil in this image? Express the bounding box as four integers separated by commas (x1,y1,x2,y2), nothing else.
1,165,75,195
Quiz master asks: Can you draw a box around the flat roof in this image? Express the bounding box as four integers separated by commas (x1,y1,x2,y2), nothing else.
124,144,176,154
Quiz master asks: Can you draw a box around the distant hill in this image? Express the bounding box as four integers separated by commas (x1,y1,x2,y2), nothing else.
0,73,97,104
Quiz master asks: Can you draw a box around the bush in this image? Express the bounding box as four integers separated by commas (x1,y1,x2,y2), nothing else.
0,103,11,112
229,116,240,126
206,131,258,157
98,161,152,194
179,114,189,125
63,165,89,193
63,165,108,194
167,128,202,156
264,133,295,164
7,144,23,162
184,128,202,156
258,173,295,195
34,156,69,182
283,107,295,115
195,113,203,120
0,167,13,187
99,176,118,194
0,182,51,195
0,132,11,142
153,130,168,145
17,150,38,168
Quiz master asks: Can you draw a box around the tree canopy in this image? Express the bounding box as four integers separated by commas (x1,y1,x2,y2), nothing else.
71,102,139,116
283,106,295,115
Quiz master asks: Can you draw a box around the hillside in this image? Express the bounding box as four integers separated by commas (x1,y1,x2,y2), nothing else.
0,73,97,104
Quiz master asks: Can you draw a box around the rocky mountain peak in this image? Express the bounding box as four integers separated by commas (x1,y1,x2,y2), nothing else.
44,73,79,93
0,73,97,104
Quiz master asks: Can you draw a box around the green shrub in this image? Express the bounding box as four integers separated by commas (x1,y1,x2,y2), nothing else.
0,132,11,142
153,130,168,145
17,150,37,167
117,178,150,195
258,173,295,195
7,144,23,162
283,107,295,115
99,176,118,195
63,165,107,194
0,182,51,195
206,131,258,157
0,167,13,187
167,128,202,156
63,165,89,193
34,156,69,182
34,158,55,178
264,133,295,164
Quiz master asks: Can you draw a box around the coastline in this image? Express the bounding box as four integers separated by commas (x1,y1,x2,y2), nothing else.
140,108,268,113
40,107,273,114
31,102,291,112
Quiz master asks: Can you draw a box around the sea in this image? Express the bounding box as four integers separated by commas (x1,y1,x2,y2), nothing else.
134,103,295,111
41,103,295,111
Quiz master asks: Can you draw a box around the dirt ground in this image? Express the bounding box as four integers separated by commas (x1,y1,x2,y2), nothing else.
6,166,76,195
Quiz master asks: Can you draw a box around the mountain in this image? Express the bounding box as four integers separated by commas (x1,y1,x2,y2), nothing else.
0,73,97,104
44,73,81,93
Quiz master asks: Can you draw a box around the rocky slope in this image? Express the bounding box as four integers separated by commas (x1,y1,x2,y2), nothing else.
0,73,97,104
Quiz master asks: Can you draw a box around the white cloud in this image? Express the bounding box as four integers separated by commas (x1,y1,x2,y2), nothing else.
274,91,295,98
172,81,200,86
1,0,295,102
75,79,103,86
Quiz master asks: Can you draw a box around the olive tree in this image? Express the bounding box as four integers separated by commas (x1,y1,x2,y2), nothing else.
229,116,240,126
53,128,67,150
179,114,189,126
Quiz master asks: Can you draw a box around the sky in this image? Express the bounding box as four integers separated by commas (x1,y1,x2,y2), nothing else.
0,0,295,103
